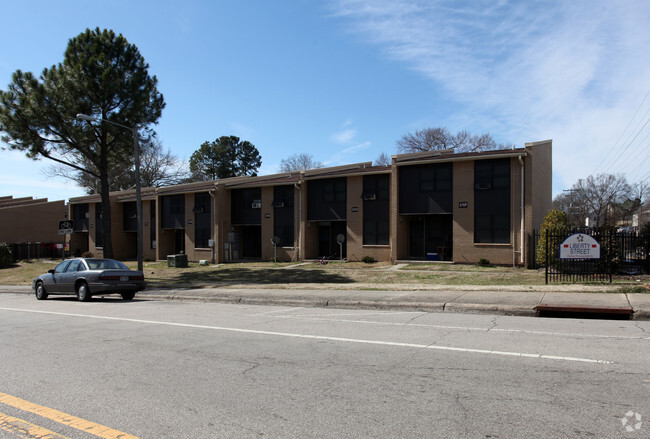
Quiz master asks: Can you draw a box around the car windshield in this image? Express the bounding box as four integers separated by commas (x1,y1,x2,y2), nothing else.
85,259,129,270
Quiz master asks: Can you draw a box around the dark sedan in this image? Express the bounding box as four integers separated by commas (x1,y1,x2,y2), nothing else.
33,258,145,301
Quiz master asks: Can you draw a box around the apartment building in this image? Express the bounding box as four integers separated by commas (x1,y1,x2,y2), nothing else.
67,140,551,266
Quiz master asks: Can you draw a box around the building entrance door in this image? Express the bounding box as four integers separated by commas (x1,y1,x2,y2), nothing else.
174,229,185,254
318,221,346,260
408,215,453,261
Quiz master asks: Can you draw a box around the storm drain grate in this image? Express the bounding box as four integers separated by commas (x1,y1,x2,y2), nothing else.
535,304,633,320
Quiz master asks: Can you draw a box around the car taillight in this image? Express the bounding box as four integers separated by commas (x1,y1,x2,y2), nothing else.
99,275,120,280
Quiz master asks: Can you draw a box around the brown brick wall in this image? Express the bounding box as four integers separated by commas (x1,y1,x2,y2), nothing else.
261,186,274,261
346,176,363,261
0,200,65,244
214,184,232,263
452,161,475,263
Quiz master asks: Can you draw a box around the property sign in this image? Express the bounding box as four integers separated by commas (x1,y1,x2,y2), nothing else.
559,233,600,259
58,220,74,235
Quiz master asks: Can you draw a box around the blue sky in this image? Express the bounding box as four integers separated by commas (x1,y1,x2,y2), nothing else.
1,0,649,202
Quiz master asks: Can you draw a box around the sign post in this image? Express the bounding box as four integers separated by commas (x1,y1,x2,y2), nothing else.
336,234,345,265
58,220,74,260
271,236,280,263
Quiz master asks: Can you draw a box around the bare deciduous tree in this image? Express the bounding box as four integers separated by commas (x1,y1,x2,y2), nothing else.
397,127,513,154
44,138,188,193
279,153,324,172
573,174,632,227
374,152,391,166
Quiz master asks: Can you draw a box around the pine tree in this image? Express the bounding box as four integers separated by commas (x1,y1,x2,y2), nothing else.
0,28,165,258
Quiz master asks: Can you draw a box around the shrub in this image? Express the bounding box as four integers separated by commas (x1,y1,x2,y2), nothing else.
0,243,13,267
536,209,570,267
82,251,94,258
361,256,377,264
476,258,490,267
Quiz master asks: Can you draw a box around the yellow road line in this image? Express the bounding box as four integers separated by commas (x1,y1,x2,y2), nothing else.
0,411,71,438
0,393,139,439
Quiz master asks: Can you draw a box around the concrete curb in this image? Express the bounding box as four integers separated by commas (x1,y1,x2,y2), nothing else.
1,285,647,320
140,294,538,317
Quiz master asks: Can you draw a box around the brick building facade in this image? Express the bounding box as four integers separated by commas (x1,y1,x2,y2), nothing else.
65,140,552,266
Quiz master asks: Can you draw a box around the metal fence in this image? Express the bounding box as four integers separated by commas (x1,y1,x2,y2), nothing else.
8,242,63,261
533,229,649,283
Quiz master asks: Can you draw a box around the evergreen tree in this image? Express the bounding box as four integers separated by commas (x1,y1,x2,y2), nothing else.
189,136,261,181
536,209,571,267
0,28,165,258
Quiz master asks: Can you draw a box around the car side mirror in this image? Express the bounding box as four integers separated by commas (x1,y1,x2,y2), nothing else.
48,269,55,274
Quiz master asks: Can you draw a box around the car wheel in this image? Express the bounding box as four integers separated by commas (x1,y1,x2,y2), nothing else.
121,291,136,301
35,282,48,300
76,282,90,302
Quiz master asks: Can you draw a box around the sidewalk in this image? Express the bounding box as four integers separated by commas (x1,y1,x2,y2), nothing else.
3,285,649,320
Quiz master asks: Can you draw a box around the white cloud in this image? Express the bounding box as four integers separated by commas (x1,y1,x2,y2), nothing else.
325,141,372,165
331,0,650,194
332,128,357,144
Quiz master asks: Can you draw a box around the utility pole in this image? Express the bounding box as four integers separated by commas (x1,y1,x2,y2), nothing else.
563,189,576,227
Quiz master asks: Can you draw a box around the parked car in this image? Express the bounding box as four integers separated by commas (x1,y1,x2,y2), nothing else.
33,258,145,301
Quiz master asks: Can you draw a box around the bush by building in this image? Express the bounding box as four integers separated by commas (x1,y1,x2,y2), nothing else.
536,209,570,267
0,242,13,267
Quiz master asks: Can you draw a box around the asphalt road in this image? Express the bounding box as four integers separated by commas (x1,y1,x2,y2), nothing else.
0,293,648,438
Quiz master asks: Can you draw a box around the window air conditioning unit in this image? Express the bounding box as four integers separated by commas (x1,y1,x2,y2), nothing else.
362,193,377,201
475,182,492,190
271,200,284,208
251,200,262,209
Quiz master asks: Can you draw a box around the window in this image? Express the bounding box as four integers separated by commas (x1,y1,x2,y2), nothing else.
231,188,262,225
95,203,103,247
474,159,511,243
307,178,347,221
86,259,128,270
122,202,137,232
161,195,185,229
419,166,451,192
72,204,89,231
363,174,390,245
323,180,346,203
54,260,71,273
399,163,453,214
150,201,156,249
65,259,82,272
273,186,294,247
194,192,211,248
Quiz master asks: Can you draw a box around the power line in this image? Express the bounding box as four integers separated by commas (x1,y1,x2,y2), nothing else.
604,108,650,172
594,89,650,175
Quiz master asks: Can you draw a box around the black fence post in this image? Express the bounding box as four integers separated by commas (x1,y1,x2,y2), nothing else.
545,228,549,284
608,229,613,283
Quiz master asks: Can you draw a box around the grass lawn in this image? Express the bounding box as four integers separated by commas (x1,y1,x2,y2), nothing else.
1,259,647,293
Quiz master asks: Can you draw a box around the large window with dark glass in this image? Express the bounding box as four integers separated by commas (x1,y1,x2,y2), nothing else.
363,174,390,245
122,202,137,232
273,185,294,247
399,163,453,214
72,204,89,231
95,203,103,247
307,178,347,220
161,195,185,229
474,158,511,243
231,188,262,225
150,201,156,249
194,192,211,248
